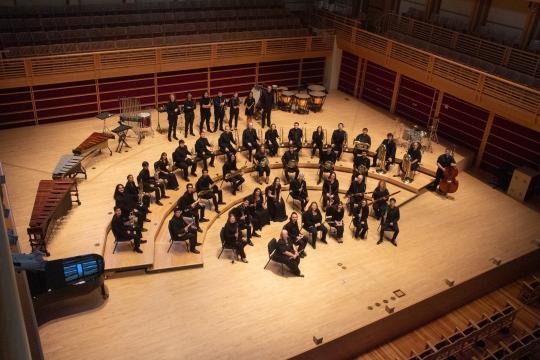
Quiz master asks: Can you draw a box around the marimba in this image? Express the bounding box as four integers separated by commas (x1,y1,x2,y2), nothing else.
52,154,86,179
27,179,80,256
73,132,114,157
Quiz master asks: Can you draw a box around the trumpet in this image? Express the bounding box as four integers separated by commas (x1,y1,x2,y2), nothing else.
375,144,387,174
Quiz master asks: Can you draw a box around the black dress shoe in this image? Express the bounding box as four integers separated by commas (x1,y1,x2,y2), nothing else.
196,242,203,246
248,240,254,246
156,201,163,206
134,248,143,253
391,240,398,247
241,258,248,263
218,201,226,205
141,228,148,232
144,219,151,222
168,138,172,142
197,227,203,233
252,232,261,238
377,240,383,245
190,132,195,136
191,249,200,254
140,240,148,244
183,177,189,181
162,195,170,199
173,136,179,140
297,273,305,277
200,218,209,223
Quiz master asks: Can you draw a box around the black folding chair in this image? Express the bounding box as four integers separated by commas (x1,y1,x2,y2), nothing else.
218,228,237,263
263,238,285,276
167,221,190,253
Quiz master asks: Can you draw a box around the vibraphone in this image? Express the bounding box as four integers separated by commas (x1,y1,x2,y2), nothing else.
52,154,86,179
27,179,81,256
73,132,114,157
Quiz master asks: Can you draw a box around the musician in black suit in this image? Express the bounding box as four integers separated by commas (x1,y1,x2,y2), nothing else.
311,126,325,158
113,184,148,231
178,183,207,231
289,173,309,212
260,85,274,128
372,180,389,220
242,122,259,162
396,141,422,179
195,130,215,170
223,154,245,195
137,161,168,206
346,174,366,214
244,91,255,123
281,146,299,183
427,147,457,191
173,140,197,181
264,123,280,156
274,229,304,277
199,91,212,132
254,144,270,184
378,198,400,246
326,202,345,242
353,199,369,239
166,93,180,142
353,150,370,181
229,92,240,129
154,152,179,190
322,172,339,211
355,128,371,148
125,174,150,211
218,125,237,158
302,202,327,248
111,207,145,253
230,198,253,243
222,213,249,262
213,91,226,132
183,92,196,137
373,132,396,171
169,208,200,254
196,169,225,213
331,123,347,160
283,212,308,257
318,146,337,184
288,122,303,152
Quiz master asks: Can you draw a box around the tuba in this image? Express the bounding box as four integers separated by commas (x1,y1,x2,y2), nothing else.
375,144,387,174
401,153,413,184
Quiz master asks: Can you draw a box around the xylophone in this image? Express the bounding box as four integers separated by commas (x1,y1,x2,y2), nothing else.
52,154,86,180
27,179,81,256
73,132,114,157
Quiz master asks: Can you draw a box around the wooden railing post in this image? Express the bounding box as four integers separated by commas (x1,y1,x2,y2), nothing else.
475,111,495,168
261,40,267,56
432,90,444,119
306,37,312,52
475,73,486,101
501,47,511,66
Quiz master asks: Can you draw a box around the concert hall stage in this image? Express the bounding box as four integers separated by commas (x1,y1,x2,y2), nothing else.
1,91,539,359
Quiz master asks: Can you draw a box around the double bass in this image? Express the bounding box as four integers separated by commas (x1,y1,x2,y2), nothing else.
438,147,459,194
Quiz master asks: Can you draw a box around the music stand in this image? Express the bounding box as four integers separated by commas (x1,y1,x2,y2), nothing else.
96,112,113,135
156,106,166,134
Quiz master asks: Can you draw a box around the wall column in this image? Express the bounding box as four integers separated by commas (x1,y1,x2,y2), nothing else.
520,2,540,49
475,111,495,168
325,38,342,91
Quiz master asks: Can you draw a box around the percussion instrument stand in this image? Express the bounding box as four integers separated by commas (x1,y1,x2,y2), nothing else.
427,117,440,153
116,130,131,153
156,109,164,134
96,112,113,135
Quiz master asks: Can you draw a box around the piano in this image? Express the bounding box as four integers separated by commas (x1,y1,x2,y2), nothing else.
52,154,86,180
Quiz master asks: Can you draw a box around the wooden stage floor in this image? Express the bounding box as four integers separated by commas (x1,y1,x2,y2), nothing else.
1,91,539,359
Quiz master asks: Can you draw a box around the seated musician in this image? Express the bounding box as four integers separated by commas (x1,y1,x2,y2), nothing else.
177,183,207,232
274,229,304,277
353,149,370,181
125,174,150,212
195,130,215,170
222,213,249,263
396,141,422,179
378,198,400,246
427,147,457,191
242,122,259,162
326,201,345,242
288,122,303,153
318,145,337,184
322,171,339,211
311,126,325,159
265,123,280,157
173,139,197,181
111,206,146,253
222,153,245,195
372,180,390,220
289,173,309,212
283,212,308,257
169,208,201,254
230,198,253,244
137,161,168,206
265,177,287,222
254,144,270,185
281,146,299,183
353,199,369,239
196,169,225,213
355,127,371,148
346,174,366,214
331,123,347,160
248,188,270,236
373,132,396,171
302,202,327,248
113,184,149,232
154,152,179,190
218,125,237,159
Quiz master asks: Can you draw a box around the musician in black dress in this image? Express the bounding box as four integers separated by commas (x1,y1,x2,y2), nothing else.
322,171,339,211
242,122,259,162
260,85,274,128
154,152,179,190
169,208,200,254
265,177,287,222
137,161,167,206
346,174,365,214
378,198,400,246
231,198,253,243
353,149,371,181
218,125,237,159
302,202,327,248
113,184,148,232
213,91,226,132
199,91,212,132
283,212,307,257
372,180,389,220
244,91,255,123
289,173,309,212
427,148,456,191
183,92,196,137
396,141,422,179
254,144,270,184
166,93,180,142
355,127,371,148
274,229,303,277
288,122,303,152
173,139,197,181
331,123,347,160
228,92,240,129
196,169,225,213
265,123,280,156
195,130,215,170
353,198,369,239
125,174,150,211
111,206,145,253
223,154,245,195
282,146,299,183
178,183,207,232
318,146,337,184
373,132,396,171
326,201,345,242
222,213,249,263
311,126,325,158
248,187,270,235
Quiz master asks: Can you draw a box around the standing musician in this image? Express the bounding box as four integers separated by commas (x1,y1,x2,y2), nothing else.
218,125,237,159
230,198,253,244
125,174,150,211
183,92,196,137
283,212,308,257
169,208,201,254
265,177,287,222
318,145,337,184
428,147,457,191
242,122,259,162
311,126,325,159
264,123,280,157
281,145,299,183
111,207,145,253
353,149,371,181
331,123,347,160
195,130,215,170
373,133,396,171
274,229,304,277
346,174,366,214
178,183,207,232
213,91,226,132
289,173,309,212
222,154,245,196
154,152,179,190
322,171,339,211
254,144,270,184
196,169,225,213
244,91,256,124
222,213,249,263
353,199,369,239
372,180,389,220
137,161,168,206
288,122,303,153
173,139,197,181
302,202,327,248
260,85,274,128
199,91,212,133
166,93,180,142
396,141,422,179
355,127,371,148
228,92,240,130
378,198,400,246
326,202,345,242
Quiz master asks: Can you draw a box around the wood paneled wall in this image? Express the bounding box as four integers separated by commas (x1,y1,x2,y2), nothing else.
361,61,396,111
